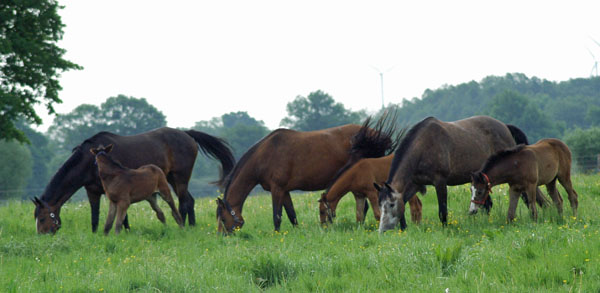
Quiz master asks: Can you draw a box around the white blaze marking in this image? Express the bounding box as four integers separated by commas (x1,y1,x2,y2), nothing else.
469,186,478,213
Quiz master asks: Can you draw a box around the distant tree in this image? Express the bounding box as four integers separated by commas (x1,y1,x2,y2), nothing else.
187,111,269,196
586,105,600,126
48,95,166,150
280,90,366,131
0,1,82,143
564,127,600,171
485,90,562,142
0,140,33,199
16,121,51,193
100,95,166,135
192,111,269,159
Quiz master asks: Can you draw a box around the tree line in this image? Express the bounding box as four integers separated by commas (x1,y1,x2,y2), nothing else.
1,2,599,200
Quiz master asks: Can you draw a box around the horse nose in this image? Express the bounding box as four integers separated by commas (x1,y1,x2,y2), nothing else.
469,209,478,215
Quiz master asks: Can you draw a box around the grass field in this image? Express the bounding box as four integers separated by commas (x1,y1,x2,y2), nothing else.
0,175,599,292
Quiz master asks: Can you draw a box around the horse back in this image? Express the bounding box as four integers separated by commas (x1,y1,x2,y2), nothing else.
528,138,572,181
254,124,360,190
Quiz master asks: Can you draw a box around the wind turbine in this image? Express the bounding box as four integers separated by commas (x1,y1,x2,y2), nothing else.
587,47,598,77
371,65,395,109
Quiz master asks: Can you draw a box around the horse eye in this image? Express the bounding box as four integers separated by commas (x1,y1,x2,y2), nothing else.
40,218,46,223
390,203,395,208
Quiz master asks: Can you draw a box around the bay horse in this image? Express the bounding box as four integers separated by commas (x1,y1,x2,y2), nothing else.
216,115,400,233
377,115,549,233
33,127,235,234
91,144,184,235
318,154,423,225
469,138,579,222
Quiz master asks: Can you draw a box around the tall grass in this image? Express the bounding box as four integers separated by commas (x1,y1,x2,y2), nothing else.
0,174,599,292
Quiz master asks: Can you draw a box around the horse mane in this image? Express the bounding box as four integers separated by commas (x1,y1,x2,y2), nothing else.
40,148,84,203
41,131,117,204
386,116,437,184
481,144,526,173
326,111,403,191
222,129,286,199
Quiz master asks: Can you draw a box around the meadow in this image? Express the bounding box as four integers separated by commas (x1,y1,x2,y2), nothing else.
0,175,599,292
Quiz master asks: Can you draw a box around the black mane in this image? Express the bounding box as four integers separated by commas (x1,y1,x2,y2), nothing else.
481,144,526,173
40,148,85,203
386,117,437,184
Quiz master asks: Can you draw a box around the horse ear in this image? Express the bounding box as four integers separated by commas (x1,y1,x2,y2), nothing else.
216,198,224,206
90,148,97,155
31,197,39,207
105,144,113,153
373,183,382,191
384,182,392,190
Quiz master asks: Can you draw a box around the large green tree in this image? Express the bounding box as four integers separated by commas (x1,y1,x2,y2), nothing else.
0,0,81,143
280,90,366,131
48,95,167,151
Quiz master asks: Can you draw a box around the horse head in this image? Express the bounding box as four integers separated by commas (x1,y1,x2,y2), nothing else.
469,172,493,215
216,198,244,234
318,192,335,224
374,182,406,233
90,144,113,157
32,197,61,234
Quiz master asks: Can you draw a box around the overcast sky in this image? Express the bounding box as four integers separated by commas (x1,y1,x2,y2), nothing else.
35,0,600,131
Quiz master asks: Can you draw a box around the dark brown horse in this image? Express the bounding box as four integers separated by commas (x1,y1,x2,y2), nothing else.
318,154,422,224
377,115,549,232
91,144,184,235
33,127,235,234
216,115,400,233
469,138,579,222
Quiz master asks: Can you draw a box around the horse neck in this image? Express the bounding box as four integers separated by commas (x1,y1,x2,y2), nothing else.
95,155,126,178
482,161,512,186
325,170,354,204
223,169,258,213
41,153,92,207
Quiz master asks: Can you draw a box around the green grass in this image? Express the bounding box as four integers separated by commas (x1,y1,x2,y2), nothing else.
1,174,599,292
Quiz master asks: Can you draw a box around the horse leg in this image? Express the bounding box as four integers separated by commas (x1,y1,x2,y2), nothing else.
270,188,286,231
558,176,579,217
147,195,166,223
282,191,298,226
114,201,130,235
506,188,520,223
104,200,118,235
158,181,185,227
534,187,551,208
167,174,195,226
408,196,423,224
354,193,367,223
434,182,448,225
366,190,381,221
85,188,101,233
545,179,564,216
526,185,538,222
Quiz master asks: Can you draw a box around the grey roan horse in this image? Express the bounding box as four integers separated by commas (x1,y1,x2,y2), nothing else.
377,115,549,232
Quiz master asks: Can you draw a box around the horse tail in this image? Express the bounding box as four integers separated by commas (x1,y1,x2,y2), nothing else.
328,111,405,188
505,124,529,145
184,130,236,188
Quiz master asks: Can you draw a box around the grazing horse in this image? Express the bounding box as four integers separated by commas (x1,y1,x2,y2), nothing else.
377,115,547,233
217,115,400,233
91,144,184,235
318,154,423,224
33,127,235,234
469,138,579,222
